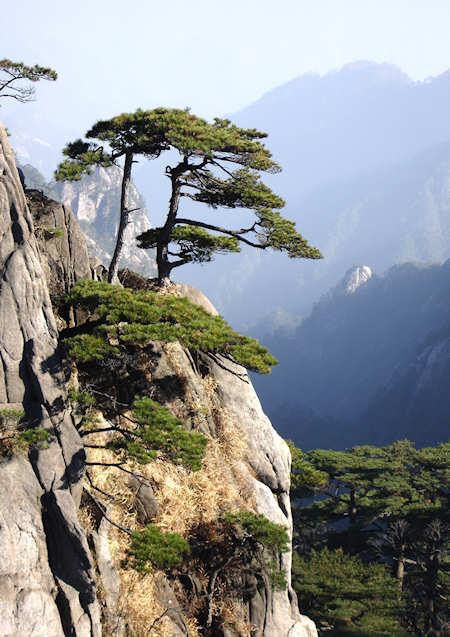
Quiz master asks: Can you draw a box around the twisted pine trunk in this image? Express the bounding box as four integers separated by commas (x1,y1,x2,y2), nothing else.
156,167,183,286
108,151,133,283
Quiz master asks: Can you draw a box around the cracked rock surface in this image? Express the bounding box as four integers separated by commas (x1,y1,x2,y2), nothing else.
0,125,101,637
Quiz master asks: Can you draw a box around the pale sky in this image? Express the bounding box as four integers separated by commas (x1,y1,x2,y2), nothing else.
3,0,450,124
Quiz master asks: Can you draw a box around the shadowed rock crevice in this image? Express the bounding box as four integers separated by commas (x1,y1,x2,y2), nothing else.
41,490,96,601
10,201,24,244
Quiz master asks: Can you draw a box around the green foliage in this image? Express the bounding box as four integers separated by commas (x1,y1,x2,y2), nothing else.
287,440,328,493
43,226,64,239
17,427,51,449
81,108,277,171
109,396,207,471
255,208,321,258
127,524,190,573
56,107,321,282
54,110,167,182
138,225,241,263
267,560,288,591
64,279,277,374
292,548,406,636
296,440,450,531
188,509,290,625
68,389,96,409
68,389,100,430
0,408,25,424
66,333,119,363
54,141,113,181
224,511,290,553
0,59,57,104
187,168,284,209
404,519,450,635
291,440,450,635
184,511,290,629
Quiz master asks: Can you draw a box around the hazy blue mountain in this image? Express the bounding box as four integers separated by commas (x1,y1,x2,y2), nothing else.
4,62,450,328
236,62,450,195
253,260,450,449
180,63,450,327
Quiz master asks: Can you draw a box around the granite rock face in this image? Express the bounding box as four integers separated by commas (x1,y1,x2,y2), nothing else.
206,355,317,637
54,165,156,277
152,334,318,636
0,125,101,636
25,188,92,298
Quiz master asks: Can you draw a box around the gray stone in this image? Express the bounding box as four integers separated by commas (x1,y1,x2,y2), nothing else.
172,290,318,637
0,456,63,637
0,124,101,636
128,475,160,523
153,573,189,637
0,119,318,636
54,165,156,276
26,189,91,298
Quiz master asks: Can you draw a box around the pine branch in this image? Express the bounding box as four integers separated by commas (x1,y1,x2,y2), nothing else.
175,218,265,249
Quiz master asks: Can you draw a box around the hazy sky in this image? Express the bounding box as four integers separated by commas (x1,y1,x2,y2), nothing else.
3,0,450,122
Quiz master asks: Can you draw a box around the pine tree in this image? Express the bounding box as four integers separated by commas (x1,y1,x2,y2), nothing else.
287,439,328,494
0,59,57,104
405,519,450,636
189,511,289,629
290,440,450,633
292,548,406,636
55,108,321,285
54,111,168,282
135,108,322,284
64,279,277,374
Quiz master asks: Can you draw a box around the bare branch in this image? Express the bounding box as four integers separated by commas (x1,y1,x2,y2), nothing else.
85,471,116,500
206,352,249,383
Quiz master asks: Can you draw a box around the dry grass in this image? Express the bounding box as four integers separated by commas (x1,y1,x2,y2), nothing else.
216,598,254,637
144,408,253,535
83,394,254,636
199,374,218,401
116,571,177,637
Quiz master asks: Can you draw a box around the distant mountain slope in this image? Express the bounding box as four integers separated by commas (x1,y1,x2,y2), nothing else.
21,163,156,275
253,261,450,449
236,62,450,196
363,323,450,447
183,63,450,326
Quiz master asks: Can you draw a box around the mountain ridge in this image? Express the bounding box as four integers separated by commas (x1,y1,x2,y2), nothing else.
253,259,450,449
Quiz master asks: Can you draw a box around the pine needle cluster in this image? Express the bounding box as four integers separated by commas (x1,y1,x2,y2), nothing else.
64,279,277,373
108,397,207,471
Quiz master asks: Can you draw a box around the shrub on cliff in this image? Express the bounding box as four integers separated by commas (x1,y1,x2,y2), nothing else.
64,279,277,373
107,397,207,471
127,524,190,572
189,511,290,628
124,509,289,629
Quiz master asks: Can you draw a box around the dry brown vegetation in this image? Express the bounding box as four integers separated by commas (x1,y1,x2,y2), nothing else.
82,385,255,637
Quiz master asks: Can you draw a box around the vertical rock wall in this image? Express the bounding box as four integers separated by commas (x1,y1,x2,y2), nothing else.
144,336,318,637
208,357,317,637
0,125,101,637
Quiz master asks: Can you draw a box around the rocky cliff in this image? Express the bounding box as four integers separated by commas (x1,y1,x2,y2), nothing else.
20,163,156,278
0,126,101,635
0,125,316,637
